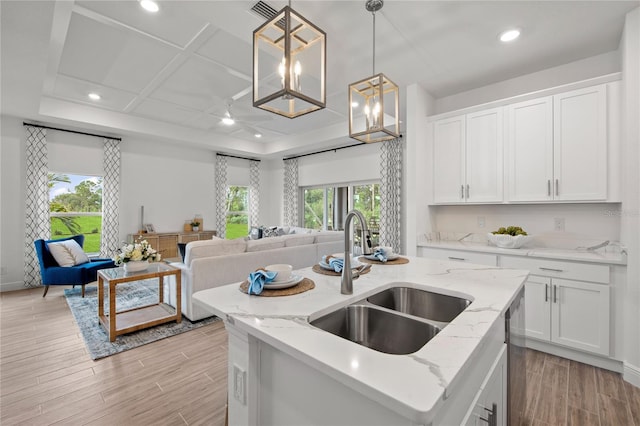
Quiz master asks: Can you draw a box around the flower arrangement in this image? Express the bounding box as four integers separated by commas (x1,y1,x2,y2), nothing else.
113,238,161,265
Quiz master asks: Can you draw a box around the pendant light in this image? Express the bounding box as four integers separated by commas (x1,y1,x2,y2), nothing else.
348,0,399,143
253,1,326,118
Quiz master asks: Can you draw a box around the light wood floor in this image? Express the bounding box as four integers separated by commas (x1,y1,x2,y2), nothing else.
0,286,228,425
1,286,639,426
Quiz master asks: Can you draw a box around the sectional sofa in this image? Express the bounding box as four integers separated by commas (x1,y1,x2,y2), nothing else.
164,230,343,321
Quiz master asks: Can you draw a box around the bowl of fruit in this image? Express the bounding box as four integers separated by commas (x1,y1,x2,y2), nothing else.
487,226,532,249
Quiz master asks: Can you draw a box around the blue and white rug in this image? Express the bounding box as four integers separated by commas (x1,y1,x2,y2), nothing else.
64,280,219,360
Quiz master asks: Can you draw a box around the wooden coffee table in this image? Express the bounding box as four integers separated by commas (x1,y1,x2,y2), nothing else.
97,263,181,342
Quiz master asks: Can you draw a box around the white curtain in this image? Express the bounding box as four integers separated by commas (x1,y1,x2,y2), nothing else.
283,158,299,227
379,138,403,253
249,160,260,227
100,138,121,258
215,155,228,238
24,126,50,288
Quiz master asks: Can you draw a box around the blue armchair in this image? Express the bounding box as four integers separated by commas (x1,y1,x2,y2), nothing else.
34,235,115,297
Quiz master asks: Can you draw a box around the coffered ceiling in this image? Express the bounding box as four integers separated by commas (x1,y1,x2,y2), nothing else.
1,1,637,158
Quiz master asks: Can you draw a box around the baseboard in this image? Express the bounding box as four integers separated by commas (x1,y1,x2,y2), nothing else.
526,339,622,372
0,281,26,292
624,362,640,387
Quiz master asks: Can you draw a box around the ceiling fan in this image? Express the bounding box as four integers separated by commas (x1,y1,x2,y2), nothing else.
216,101,270,138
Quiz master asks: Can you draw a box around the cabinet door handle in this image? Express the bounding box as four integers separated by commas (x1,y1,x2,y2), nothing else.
539,267,564,273
553,284,558,303
547,180,551,196
448,256,467,261
479,403,497,426
555,179,559,196
545,283,548,302
466,184,470,199
461,185,464,199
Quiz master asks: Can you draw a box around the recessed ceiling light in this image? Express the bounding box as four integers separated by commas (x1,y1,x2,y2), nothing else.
499,29,521,42
222,117,235,126
140,0,159,13
88,93,101,101
254,133,262,138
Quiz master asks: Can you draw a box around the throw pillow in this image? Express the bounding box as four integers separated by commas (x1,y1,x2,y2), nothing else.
48,239,90,267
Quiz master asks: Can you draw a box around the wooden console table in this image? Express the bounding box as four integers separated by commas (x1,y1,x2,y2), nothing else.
97,263,181,342
128,230,217,259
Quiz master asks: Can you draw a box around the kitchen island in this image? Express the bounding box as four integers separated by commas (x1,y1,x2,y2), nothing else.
193,256,528,425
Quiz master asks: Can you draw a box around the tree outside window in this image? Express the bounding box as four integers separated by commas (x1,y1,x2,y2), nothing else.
49,173,103,253
226,186,248,239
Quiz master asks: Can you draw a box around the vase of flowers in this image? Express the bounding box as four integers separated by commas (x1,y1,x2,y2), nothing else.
190,220,200,232
113,238,161,272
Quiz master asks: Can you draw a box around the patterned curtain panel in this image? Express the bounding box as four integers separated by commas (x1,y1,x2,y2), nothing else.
249,160,260,227
379,138,403,254
215,155,228,238
283,158,299,227
24,126,50,288
100,138,121,258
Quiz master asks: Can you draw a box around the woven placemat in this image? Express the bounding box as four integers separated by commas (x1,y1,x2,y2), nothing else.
358,256,410,265
311,264,372,276
239,278,315,297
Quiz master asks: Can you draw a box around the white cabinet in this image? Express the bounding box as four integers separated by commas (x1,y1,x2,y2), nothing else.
502,256,611,356
553,85,608,200
505,97,554,202
433,108,503,204
433,115,466,203
464,345,507,426
506,84,608,202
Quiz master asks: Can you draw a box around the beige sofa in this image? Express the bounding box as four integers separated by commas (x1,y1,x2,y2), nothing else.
165,231,343,321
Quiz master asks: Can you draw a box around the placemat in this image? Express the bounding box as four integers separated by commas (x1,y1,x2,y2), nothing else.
358,256,410,265
311,264,372,276
239,278,315,297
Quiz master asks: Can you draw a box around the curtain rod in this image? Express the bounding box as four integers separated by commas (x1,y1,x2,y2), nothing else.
283,135,403,161
216,152,261,162
23,122,122,141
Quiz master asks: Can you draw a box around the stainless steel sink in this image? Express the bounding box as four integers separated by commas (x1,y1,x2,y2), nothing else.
310,305,441,355
367,287,472,323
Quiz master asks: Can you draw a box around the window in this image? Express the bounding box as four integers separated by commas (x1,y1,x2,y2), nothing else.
49,173,103,253
301,182,380,243
225,185,248,239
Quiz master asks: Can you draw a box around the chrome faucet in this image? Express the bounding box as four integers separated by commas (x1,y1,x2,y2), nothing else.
341,209,373,295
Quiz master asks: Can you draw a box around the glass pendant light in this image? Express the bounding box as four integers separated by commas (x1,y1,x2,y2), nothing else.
253,1,326,118
348,0,400,143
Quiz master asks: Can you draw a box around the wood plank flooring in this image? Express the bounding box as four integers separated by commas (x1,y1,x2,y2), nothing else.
1,286,639,425
0,286,227,425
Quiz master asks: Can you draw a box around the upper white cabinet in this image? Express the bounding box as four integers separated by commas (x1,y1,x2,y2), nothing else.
430,79,616,205
553,85,608,200
433,108,503,204
505,84,608,202
505,97,554,201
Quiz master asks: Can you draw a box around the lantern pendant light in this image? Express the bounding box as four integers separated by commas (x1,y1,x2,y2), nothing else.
253,1,326,119
348,0,400,143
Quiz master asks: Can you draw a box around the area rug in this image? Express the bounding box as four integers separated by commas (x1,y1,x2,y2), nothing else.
64,280,219,360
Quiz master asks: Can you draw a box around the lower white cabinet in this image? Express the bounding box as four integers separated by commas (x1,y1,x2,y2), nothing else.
507,257,612,356
464,345,507,426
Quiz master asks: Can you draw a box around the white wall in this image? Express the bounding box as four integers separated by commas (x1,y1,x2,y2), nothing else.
433,204,621,244
620,7,640,386
436,51,621,114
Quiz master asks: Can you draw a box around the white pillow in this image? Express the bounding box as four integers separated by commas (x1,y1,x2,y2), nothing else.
48,239,90,267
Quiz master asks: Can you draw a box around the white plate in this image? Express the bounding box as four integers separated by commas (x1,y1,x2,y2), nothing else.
263,275,304,289
364,253,399,261
319,259,363,271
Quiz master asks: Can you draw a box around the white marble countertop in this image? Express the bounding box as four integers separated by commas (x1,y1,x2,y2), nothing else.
193,256,528,424
417,240,627,265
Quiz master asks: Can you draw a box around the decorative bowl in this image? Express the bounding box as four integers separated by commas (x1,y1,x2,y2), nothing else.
487,233,533,249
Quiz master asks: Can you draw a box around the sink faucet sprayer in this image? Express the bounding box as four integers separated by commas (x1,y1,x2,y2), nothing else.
341,210,373,295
